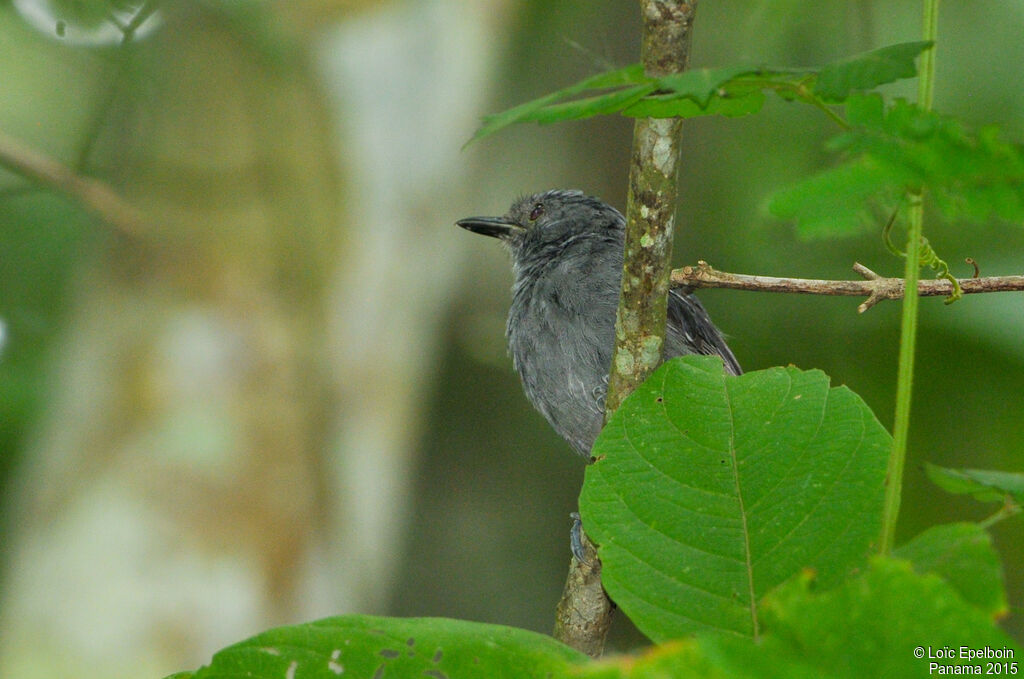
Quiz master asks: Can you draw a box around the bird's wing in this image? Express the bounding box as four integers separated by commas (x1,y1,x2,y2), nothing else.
665,289,742,376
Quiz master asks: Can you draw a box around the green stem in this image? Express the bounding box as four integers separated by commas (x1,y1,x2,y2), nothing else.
756,79,852,130
809,96,852,130
879,0,940,555
881,194,922,554
978,501,1022,531
917,0,940,111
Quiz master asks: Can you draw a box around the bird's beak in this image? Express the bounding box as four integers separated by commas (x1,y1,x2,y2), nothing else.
456,216,525,240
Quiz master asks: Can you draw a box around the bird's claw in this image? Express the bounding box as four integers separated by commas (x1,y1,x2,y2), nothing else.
569,512,592,566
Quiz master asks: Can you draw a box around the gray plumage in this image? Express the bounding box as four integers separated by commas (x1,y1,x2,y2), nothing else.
457,189,741,457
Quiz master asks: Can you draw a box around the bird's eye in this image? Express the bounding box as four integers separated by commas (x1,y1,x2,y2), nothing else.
529,203,544,221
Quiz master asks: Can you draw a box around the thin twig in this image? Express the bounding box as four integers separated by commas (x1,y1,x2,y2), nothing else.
0,128,147,237
672,261,1024,313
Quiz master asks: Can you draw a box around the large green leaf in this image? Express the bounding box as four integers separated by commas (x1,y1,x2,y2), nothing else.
577,558,1018,678
579,356,890,641
894,522,1008,618
702,558,1020,679
169,616,588,679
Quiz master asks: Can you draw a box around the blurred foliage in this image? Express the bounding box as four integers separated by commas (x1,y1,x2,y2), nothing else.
1,2,350,676
0,195,92,525
772,95,1024,238
0,0,345,510
0,6,108,552
894,522,1009,618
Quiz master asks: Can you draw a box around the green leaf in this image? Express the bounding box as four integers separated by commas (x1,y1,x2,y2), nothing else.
844,92,885,127
925,463,1024,504
580,355,891,641
814,41,933,102
623,88,765,119
842,101,1024,222
171,615,588,679
469,43,931,143
468,64,646,143
772,100,1024,236
654,66,763,107
576,639,727,678
530,84,657,123
469,65,774,142
768,158,903,238
894,523,1008,618
577,558,1018,678
469,42,931,144
703,558,1020,679
623,66,768,119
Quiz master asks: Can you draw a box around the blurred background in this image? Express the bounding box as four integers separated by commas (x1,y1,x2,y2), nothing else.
0,1,1022,676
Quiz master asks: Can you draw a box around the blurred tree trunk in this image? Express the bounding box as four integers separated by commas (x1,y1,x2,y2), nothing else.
0,2,511,677
1,5,347,674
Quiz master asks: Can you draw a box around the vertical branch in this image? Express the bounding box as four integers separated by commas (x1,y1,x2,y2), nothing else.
880,0,939,554
552,532,611,658
554,0,698,657
604,1,696,416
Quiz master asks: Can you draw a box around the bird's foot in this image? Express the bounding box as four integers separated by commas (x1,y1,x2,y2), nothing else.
569,512,592,566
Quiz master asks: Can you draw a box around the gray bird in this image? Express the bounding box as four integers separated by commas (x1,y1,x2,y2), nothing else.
457,189,741,458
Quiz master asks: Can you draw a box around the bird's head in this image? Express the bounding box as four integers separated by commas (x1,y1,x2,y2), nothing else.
457,190,624,266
